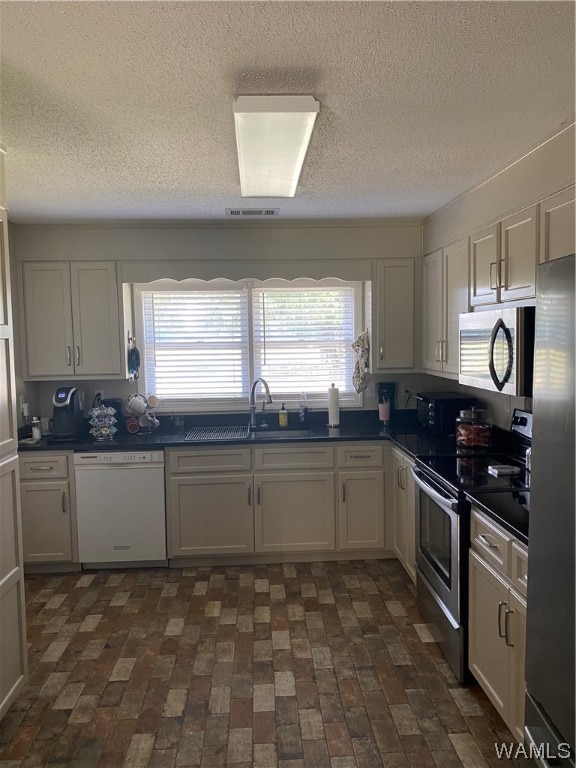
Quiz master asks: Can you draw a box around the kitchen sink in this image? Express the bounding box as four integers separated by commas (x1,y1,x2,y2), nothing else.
250,429,315,439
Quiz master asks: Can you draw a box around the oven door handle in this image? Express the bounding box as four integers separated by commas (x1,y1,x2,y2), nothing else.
410,467,459,511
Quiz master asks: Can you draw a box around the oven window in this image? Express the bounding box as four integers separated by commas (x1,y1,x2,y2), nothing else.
419,494,452,586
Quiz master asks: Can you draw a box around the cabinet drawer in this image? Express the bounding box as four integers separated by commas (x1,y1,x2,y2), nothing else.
254,445,334,471
337,444,382,467
510,541,528,597
167,447,252,474
20,453,69,480
471,509,511,576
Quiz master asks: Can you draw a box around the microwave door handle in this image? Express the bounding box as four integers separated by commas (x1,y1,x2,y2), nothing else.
488,318,514,392
410,467,458,511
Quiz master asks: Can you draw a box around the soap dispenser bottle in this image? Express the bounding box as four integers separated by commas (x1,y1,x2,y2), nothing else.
279,403,288,428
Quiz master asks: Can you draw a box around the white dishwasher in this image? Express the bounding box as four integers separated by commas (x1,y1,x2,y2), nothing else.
74,451,167,565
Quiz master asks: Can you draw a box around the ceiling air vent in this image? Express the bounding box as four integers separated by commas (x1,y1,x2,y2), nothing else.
226,208,280,217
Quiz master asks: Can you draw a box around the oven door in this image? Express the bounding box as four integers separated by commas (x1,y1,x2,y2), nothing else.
411,466,462,624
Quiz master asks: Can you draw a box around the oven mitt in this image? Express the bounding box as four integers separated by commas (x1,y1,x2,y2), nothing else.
352,330,370,393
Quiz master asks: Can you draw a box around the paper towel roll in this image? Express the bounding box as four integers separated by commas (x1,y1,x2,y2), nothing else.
328,383,340,427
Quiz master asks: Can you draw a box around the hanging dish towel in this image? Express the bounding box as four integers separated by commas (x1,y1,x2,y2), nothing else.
352,330,370,393
128,341,141,379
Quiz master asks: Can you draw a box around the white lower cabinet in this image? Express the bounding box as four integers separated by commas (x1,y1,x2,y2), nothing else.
167,442,389,559
389,447,416,584
338,470,384,550
168,474,254,556
19,452,77,564
255,471,335,552
469,508,528,742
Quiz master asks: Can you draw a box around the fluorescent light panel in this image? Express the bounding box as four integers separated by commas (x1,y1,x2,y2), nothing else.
233,95,320,198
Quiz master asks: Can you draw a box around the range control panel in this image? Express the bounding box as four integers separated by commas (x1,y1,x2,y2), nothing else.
74,452,164,465
511,409,532,439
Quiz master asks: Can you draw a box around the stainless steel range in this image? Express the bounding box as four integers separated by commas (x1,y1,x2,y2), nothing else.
412,410,532,683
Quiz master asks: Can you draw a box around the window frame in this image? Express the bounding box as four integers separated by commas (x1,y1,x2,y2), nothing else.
133,277,365,413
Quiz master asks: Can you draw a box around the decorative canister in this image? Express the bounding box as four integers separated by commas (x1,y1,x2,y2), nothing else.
456,407,492,449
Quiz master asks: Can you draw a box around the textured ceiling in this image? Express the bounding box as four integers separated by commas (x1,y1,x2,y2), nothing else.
1,1,574,223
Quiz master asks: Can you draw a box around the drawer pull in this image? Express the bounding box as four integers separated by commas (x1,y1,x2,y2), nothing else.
479,533,498,549
349,454,371,460
504,609,514,647
497,601,507,638
30,465,53,471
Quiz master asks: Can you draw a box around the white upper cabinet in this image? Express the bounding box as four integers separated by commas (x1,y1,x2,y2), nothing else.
422,238,468,377
470,224,500,307
21,261,125,380
372,259,415,371
499,205,538,302
539,185,575,263
469,206,539,306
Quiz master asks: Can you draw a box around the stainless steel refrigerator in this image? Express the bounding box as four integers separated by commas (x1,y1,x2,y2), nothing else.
524,253,575,766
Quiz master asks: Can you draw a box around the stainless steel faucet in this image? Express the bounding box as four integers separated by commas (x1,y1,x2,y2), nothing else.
249,378,273,430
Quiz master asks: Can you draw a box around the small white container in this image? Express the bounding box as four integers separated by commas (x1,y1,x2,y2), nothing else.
31,417,42,440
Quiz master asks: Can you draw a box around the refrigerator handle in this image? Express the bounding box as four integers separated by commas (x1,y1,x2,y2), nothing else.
488,318,514,391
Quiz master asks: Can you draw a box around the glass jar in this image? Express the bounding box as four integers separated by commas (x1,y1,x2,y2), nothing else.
456,407,492,449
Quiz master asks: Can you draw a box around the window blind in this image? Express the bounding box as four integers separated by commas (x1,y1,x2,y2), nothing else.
252,286,356,395
142,289,249,399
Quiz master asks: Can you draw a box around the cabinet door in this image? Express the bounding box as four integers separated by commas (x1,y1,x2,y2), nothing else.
443,237,469,375
373,259,414,370
421,249,443,372
470,224,500,306
0,456,27,720
468,550,510,720
500,206,538,302
20,481,73,563
70,262,122,376
507,589,527,743
402,460,416,585
390,452,404,563
338,469,384,550
0,218,17,460
255,472,335,552
539,186,575,263
168,474,254,557
22,262,74,377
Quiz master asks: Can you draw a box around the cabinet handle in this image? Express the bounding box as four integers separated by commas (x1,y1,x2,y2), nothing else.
341,482,346,503
490,261,498,291
75,346,81,366
247,485,251,506
435,341,441,362
504,609,514,647
440,340,446,363
397,466,402,488
499,259,505,290
66,346,72,367
379,344,383,361
401,466,407,490
497,601,507,638
350,454,371,460
256,484,261,506
61,492,67,514
30,465,53,471
479,533,498,549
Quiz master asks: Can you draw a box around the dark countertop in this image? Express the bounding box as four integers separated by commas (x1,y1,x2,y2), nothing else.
18,409,440,459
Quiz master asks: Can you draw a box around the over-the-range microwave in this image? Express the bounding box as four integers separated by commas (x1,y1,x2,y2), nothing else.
459,307,535,395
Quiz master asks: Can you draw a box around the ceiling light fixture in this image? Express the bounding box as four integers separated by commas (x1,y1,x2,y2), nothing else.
233,95,320,198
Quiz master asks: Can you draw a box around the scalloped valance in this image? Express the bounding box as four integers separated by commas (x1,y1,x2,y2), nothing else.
119,259,373,284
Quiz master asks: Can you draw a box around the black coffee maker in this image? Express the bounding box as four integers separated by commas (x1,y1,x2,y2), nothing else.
51,386,83,441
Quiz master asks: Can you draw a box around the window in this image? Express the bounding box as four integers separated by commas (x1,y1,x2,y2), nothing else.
135,278,364,411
